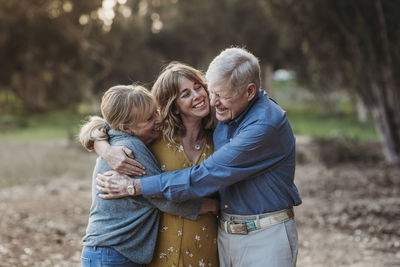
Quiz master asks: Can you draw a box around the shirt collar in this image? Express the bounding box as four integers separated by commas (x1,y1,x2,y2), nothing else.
226,89,263,126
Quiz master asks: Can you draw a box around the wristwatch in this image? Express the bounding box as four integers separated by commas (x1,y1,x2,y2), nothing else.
127,180,136,196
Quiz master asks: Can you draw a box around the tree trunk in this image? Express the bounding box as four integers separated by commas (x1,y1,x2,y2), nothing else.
262,63,274,98
76,73,100,114
356,97,368,123
367,83,400,164
11,72,47,113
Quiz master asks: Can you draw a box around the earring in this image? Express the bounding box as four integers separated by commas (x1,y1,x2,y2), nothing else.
129,130,135,136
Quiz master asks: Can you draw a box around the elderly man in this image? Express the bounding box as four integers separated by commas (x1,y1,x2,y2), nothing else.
97,48,301,267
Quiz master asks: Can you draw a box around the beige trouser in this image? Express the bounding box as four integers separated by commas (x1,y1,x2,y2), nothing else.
218,218,298,267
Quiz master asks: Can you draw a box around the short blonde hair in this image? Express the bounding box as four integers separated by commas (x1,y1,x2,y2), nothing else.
206,47,261,93
152,62,216,145
101,85,156,130
79,85,156,151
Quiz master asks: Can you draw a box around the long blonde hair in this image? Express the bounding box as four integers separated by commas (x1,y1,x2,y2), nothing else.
79,85,157,151
152,62,216,145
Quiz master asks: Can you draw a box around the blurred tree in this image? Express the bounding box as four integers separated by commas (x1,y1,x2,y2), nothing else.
145,0,281,95
268,0,400,163
0,0,162,113
0,0,285,113
0,0,103,112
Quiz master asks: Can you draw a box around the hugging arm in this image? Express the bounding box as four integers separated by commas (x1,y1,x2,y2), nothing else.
96,136,218,219
79,118,217,218
96,171,218,217
94,140,146,176
120,139,218,219
79,116,146,176
140,123,288,201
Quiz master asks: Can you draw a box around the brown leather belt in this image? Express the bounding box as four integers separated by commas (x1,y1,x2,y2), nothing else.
219,208,294,235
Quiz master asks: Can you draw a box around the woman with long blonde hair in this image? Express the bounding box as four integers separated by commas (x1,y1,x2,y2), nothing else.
147,62,218,267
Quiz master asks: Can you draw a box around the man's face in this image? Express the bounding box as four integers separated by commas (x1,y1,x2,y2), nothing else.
208,82,252,122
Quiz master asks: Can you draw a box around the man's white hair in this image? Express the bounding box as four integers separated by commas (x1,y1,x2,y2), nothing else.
206,47,261,93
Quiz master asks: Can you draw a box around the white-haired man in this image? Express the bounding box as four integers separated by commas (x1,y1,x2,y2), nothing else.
97,48,302,266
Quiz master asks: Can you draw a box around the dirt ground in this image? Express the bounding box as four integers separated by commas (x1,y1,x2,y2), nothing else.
0,141,399,267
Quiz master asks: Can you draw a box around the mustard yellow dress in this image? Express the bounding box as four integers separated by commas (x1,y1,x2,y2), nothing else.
149,134,219,267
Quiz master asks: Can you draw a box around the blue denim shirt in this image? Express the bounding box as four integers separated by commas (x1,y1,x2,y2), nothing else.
141,90,302,215
83,130,202,263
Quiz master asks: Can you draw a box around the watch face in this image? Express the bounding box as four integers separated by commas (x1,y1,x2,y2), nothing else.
127,185,135,195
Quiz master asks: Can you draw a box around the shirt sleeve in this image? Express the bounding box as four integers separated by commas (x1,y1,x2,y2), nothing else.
141,122,288,201
119,137,202,219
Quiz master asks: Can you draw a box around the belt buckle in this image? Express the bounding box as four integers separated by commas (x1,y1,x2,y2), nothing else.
245,221,257,232
224,221,248,235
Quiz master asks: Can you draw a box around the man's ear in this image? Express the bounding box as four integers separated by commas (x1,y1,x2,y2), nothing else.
246,83,257,101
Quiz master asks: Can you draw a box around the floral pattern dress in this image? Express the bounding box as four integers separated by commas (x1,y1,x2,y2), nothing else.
149,134,218,267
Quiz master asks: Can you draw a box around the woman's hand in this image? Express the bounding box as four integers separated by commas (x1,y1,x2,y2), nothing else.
199,198,220,215
105,146,146,176
96,170,132,199
94,140,146,176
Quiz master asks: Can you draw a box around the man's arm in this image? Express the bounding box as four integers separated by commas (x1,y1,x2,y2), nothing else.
112,137,207,219
96,172,218,217
140,123,285,200
98,122,292,201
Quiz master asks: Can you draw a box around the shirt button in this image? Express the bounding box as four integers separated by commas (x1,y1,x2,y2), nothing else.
224,205,228,209
229,138,232,142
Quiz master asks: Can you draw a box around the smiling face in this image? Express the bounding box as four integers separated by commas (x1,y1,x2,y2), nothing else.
123,109,161,145
208,82,256,122
174,76,210,123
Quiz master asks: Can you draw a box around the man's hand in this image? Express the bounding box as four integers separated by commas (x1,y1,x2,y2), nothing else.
103,146,146,176
96,170,132,199
199,198,220,215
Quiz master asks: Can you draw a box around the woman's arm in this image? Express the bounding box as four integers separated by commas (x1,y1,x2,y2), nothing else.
94,140,146,176
79,116,145,176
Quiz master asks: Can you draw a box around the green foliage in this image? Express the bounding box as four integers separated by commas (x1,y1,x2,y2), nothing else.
274,80,378,141
287,110,377,141
268,0,400,162
0,91,23,113
0,111,90,141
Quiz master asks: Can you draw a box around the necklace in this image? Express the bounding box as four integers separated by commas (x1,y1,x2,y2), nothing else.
193,137,205,151
181,133,205,151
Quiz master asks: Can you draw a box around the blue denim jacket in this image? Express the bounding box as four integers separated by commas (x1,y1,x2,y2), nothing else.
82,130,202,263
141,90,301,215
